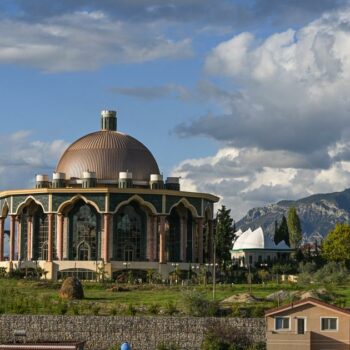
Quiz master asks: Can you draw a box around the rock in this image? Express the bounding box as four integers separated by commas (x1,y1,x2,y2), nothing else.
265,290,298,302
59,277,84,300
222,293,258,303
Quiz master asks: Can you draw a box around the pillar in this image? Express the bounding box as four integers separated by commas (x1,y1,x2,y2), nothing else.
9,215,16,262
0,218,4,261
152,216,158,261
146,214,153,261
208,219,214,262
180,216,187,262
16,216,21,261
27,216,33,260
47,214,54,262
159,215,166,264
197,218,204,264
56,214,64,261
103,213,111,262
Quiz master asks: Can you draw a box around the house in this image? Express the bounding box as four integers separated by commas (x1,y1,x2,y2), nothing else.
266,297,350,350
231,227,291,267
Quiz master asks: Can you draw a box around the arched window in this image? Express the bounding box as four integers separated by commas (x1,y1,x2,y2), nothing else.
68,201,100,261
113,204,146,261
20,208,29,260
33,207,50,260
77,241,91,261
166,209,181,262
41,241,48,261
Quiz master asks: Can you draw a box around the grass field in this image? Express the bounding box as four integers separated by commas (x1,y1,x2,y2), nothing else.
0,278,347,316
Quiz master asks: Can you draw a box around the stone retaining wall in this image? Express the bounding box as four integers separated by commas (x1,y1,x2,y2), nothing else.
0,315,265,350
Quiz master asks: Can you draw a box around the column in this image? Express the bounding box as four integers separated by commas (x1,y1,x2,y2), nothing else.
47,214,54,262
103,213,111,262
16,216,21,261
27,216,33,260
146,214,153,261
208,219,214,262
0,218,4,261
159,215,166,264
192,221,197,263
9,215,16,262
197,218,204,264
56,214,64,261
152,216,158,261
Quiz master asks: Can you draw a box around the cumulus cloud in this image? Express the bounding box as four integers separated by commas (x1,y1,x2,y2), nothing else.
177,9,350,157
173,147,350,220
0,11,193,72
173,8,350,218
0,131,68,190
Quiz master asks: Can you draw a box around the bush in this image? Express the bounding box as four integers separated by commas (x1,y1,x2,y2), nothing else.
148,303,160,315
156,343,179,350
182,290,219,317
164,301,178,315
201,321,260,350
126,303,137,316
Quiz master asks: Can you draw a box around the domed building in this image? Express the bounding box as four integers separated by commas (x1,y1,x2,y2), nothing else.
0,110,219,280
231,227,291,267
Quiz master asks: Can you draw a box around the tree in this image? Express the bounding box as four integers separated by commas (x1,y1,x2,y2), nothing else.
274,215,290,246
321,223,350,264
215,205,234,265
287,207,302,249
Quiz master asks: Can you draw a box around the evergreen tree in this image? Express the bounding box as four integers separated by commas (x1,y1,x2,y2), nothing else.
273,220,279,245
215,205,234,265
287,207,302,249
274,215,290,246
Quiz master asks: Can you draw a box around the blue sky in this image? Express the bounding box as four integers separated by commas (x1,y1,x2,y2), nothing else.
1,0,350,220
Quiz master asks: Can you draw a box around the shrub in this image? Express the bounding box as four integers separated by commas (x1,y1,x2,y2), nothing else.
126,303,137,316
164,301,178,315
91,304,101,316
148,303,160,315
56,301,68,315
201,321,257,350
182,290,219,317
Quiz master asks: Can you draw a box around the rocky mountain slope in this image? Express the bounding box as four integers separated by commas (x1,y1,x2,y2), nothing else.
236,188,350,242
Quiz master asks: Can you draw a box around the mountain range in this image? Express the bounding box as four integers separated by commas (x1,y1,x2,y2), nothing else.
236,188,350,242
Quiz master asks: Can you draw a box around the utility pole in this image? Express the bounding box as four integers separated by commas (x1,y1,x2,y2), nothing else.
213,239,216,300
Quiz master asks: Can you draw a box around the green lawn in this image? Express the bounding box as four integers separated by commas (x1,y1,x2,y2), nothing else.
0,278,348,316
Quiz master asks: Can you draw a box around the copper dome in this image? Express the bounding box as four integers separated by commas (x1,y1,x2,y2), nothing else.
56,130,160,181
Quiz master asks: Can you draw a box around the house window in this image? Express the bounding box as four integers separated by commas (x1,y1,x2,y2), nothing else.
321,317,338,331
275,317,290,330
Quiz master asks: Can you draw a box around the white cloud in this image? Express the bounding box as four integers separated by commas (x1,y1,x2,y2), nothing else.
172,8,350,220
173,147,350,220
177,8,350,156
0,11,193,72
0,131,68,190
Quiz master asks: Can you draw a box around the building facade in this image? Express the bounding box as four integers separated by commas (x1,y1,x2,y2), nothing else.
0,110,219,280
266,297,350,350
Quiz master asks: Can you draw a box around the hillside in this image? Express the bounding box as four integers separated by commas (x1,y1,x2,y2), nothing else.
236,188,350,241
